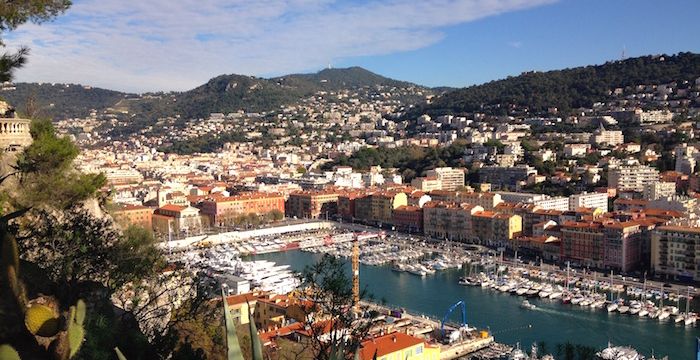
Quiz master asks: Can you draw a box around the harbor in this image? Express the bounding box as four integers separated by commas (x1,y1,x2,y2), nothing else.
254,249,697,359
169,225,699,359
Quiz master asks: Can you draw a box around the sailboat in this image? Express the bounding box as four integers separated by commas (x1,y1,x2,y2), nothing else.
683,287,696,326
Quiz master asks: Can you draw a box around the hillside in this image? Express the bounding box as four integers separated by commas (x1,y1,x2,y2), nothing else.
174,67,424,118
278,66,415,90
419,52,700,117
0,67,426,120
0,83,128,119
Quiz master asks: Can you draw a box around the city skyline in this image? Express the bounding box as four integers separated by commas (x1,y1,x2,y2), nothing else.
5,0,700,93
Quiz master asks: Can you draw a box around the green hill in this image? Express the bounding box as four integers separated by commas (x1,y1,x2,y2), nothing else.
418,52,700,117
278,66,415,90
1,67,425,120
0,83,127,119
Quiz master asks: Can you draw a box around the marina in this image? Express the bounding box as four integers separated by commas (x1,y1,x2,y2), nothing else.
170,227,699,358
250,246,699,359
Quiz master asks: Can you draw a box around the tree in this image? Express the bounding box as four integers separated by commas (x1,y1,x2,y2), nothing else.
298,254,377,360
0,0,72,81
269,209,284,222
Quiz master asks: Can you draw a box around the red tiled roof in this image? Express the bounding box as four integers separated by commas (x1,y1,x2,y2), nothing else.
360,332,425,360
159,204,187,212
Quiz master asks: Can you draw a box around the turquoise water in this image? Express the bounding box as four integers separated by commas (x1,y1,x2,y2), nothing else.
252,250,699,359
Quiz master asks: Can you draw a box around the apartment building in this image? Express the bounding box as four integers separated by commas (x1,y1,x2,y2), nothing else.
285,190,339,219
559,222,606,268
479,165,537,190
112,204,153,230
471,211,522,246
608,165,659,192
569,192,609,212
152,204,203,236
410,176,443,192
337,192,362,220
352,192,408,225
591,124,624,147
642,181,676,201
425,167,465,191
652,225,700,281
428,190,503,210
199,192,285,227
392,205,424,233
603,221,643,272
422,201,483,242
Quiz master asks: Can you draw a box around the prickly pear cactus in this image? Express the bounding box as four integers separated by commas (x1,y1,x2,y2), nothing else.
25,304,60,337
66,304,85,358
0,344,20,360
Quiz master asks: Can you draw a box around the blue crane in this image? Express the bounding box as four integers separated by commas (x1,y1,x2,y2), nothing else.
441,300,467,338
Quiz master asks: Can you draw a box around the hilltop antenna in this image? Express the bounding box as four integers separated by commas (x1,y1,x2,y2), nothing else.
621,45,627,61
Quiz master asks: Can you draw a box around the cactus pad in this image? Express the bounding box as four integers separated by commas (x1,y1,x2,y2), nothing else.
0,344,20,360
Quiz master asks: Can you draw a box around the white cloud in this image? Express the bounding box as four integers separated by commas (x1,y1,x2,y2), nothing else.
5,0,555,92
508,41,523,48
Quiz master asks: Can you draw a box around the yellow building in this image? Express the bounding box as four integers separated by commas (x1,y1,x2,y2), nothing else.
372,192,408,224
472,211,522,246
410,176,443,192
225,292,262,326
359,332,440,360
422,201,483,242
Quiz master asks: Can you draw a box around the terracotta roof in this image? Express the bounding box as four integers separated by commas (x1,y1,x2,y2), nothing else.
206,192,283,203
360,332,425,360
225,292,263,306
159,204,187,212
115,204,150,211
656,225,700,234
394,205,422,212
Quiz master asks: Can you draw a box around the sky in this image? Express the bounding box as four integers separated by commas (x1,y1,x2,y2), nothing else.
4,0,700,93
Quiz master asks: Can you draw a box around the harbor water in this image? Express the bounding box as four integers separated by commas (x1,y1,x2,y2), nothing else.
252,250,699,359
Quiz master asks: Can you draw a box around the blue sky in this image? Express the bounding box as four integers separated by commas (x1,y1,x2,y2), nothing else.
5,0,700,93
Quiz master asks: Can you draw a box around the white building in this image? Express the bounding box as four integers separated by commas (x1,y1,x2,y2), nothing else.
563,144,591,158
642,181,676,201
426,167,465,191
608,165,659,192
569,192,609,212
591,124,624,147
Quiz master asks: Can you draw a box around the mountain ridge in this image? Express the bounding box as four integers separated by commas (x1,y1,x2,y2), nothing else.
0,66,427,119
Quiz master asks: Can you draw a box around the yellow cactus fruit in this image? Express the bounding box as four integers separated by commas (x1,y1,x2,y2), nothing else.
25,304,60,337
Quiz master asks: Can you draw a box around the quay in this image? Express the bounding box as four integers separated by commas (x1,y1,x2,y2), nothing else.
362,301,495,360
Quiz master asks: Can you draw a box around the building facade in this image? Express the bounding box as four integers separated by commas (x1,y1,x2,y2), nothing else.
425,167,465,191
608,165,660,192
652,225,700,281
285,191,339,219
112,204,153,230
200,193,285,227
642,181,676,201
569,192,609,212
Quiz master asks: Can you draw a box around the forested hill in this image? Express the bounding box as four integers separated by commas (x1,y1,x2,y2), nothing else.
174,67,423,118
0,83,128,119
418,52,700,117
0,67,426,120
278,66,416,90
